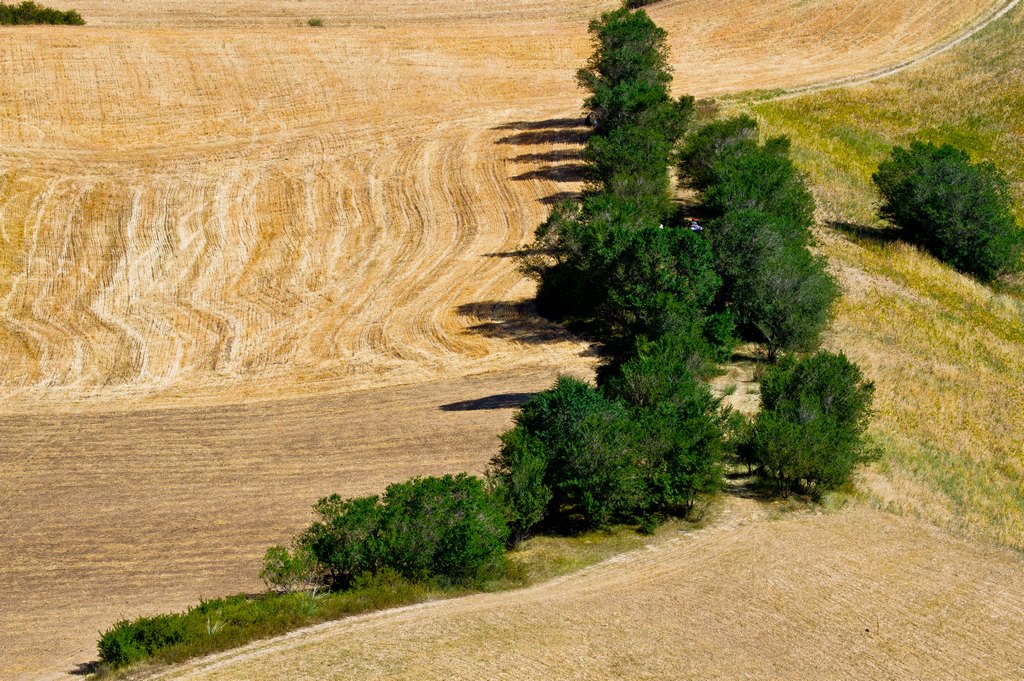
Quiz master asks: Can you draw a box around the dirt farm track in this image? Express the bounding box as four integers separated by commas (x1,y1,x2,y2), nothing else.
0,0,1018,678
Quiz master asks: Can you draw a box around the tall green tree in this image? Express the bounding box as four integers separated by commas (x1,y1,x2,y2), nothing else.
576,7,686,135
604,337,725,514
873,141,1024,281
701,138,816,230
575,7,695,222
502,376,645,529
708,209,836,360
677,114,760,191
747,351,875,494
488,427,552,545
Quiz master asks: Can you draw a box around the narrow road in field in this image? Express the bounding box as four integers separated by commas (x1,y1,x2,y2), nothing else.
151,502,1024,681
778,0,1022,97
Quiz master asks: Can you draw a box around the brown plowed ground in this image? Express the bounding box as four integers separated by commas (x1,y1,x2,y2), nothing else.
0,0,1009,678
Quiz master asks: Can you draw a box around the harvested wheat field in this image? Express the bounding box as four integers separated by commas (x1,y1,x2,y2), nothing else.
150,502,1024,680
0,0,1015,678
0,0,1005,409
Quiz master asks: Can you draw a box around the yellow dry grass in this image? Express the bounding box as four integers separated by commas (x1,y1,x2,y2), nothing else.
0,0,1011,678
150,502,1024,681
748,2,1024,551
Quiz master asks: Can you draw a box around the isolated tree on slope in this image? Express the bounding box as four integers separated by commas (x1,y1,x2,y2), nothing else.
873,141,1024,281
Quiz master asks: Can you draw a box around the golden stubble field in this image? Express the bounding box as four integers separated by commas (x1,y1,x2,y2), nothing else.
0,0,1013,678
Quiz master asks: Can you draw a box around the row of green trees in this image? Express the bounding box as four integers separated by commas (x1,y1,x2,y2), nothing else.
285,474,508,589
502,7,737,537
522,7,723,380
96,4,880,669
674,111,875,494
679,114,838,361
99,474,512,667
514,5,874,509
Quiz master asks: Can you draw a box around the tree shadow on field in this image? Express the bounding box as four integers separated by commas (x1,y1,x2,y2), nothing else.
482,247,546,259
495,127,589,146
510,149,584,164
828,220,902,245
69,662,98,676
511,164,590,183
494,117,591,205
538,190,584,206
457,301,577,345
439,393,535,411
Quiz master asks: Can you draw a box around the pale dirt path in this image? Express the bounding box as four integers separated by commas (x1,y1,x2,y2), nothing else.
778,0,1023,97
0,0,1014,678
151,501,1024,681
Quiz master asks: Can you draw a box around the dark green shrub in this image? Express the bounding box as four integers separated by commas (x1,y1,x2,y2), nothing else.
300,476,508,586
298,494,385,589
702,308,738,362
524,197,644,324
709,209,836,360
702,140,816,230
525,197,722,368
511,376,644,528
710,209,809,292
605,338,725,513
378,474,509,584
742,243,837,361
677,114,760,191
98,614,187,667
524,200,604,321
873,141,1024,281
0,1,84,24
489,427,552,544
583,122,677,222
260,544,320,593
748,351,875,494
679,115,830,360
596,223,720,364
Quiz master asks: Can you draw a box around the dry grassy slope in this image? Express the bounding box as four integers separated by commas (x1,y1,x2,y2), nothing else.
152,504,1024,681
0,0,1012,679
749,2,1024,550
